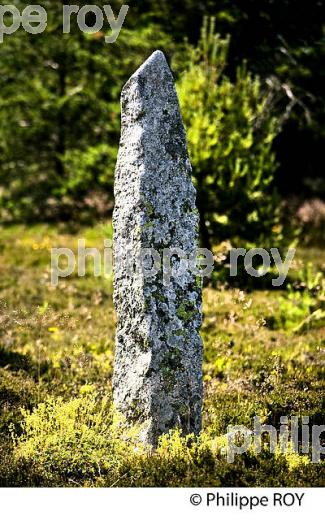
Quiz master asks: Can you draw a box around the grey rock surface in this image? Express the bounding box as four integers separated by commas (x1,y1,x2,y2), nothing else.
113,50,203,445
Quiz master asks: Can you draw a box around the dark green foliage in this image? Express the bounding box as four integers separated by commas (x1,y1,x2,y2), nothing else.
0,3,323,247
0,1,171,221
177,18,283,249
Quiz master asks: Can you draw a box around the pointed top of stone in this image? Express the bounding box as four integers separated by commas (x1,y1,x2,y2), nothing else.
123,50,169,87
121,50,174,105
133,50,168,77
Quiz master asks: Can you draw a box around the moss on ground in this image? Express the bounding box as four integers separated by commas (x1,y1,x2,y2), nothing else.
0,223,324,486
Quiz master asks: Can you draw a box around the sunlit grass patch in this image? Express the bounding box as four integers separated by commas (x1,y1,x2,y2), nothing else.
0,224,324,486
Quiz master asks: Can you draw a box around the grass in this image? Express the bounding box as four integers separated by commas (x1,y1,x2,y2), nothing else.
0,223,324,486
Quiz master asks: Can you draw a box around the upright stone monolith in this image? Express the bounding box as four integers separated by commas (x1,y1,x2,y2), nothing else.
113,50,203,445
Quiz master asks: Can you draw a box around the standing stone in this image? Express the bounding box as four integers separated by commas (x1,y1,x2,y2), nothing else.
113,50,203,446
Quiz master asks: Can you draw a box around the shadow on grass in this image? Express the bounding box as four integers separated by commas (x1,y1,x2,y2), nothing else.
0,346,49,377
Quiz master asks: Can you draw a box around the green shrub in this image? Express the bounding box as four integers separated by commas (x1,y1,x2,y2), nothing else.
177,18,283,250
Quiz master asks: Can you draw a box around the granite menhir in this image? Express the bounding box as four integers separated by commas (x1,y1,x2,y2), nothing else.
113,50,203,446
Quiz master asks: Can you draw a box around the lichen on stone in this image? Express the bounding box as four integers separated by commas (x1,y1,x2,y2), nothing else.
113,50,203,446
